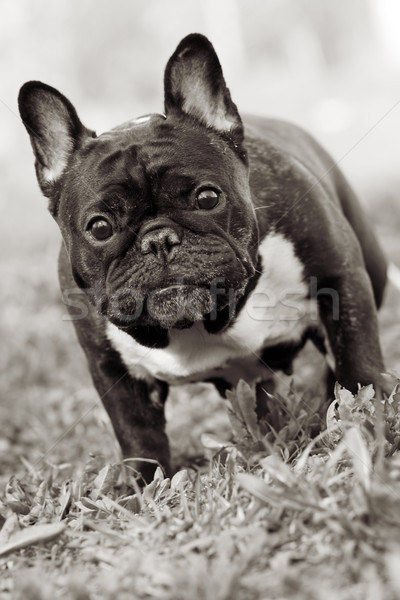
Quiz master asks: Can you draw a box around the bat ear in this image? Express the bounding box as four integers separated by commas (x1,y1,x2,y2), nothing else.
18,81,94,197
164,34,244,148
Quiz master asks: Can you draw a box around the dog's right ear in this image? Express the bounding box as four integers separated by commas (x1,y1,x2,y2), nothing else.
18,81,94,198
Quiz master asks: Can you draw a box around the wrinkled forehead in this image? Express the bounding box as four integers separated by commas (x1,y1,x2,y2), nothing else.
73,114,237,189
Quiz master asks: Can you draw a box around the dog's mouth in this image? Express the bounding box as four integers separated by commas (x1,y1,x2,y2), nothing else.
107,282,245,331
147,284,214,329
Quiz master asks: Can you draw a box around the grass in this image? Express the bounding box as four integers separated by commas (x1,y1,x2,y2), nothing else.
1,196,400,599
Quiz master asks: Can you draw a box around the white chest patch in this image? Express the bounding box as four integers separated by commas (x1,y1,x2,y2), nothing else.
106,232,319,385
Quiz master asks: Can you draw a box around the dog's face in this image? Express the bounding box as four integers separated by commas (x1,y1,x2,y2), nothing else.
19,35,258,335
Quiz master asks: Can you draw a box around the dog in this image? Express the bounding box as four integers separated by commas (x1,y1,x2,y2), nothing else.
19,33,388,480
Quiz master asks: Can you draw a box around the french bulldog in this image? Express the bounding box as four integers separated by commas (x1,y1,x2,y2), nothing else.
19,33,387,480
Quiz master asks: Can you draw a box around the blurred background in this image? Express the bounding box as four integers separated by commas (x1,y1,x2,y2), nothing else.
1,0,400,478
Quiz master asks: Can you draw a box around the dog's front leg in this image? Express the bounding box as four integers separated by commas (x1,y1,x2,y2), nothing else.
318,268,386,394
89,356,171,482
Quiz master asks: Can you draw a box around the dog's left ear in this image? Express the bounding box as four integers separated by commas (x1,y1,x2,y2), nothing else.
164,34,244,147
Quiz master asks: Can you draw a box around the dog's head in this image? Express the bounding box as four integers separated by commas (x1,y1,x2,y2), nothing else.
19,34,259,338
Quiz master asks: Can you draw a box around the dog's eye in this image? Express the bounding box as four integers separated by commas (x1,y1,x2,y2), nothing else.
88,217,113,241
196,188,220,210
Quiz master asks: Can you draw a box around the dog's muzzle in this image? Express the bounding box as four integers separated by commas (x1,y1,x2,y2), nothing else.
147,284,214,328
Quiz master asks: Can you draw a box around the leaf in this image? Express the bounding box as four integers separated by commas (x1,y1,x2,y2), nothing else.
90,464,119,501
260,455,295,485
385,547,400,596
5,476,30,515
356,384,375,414
334,384,355,421
75,499,97,513
326,399,343,444
32,481,47,508
153,466,165,482
225,398,249,443
226,380,261,442
29,481,55,521
153,478,171,502
236,473,270,503
122,495,142,514
237,473,325,512
0,514,20,545
332,384,376,434
386,386,400,431
0,522,65,557
171,469,188,491
387,386,400,413
99,495,122,513
201,434,227,451
235,380,259,438
58,484,72,520
143,479,159,501
343,428,372,490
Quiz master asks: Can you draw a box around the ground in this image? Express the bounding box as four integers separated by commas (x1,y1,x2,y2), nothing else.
0,191,400,599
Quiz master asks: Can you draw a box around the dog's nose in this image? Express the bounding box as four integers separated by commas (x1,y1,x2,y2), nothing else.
139,225,182,262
